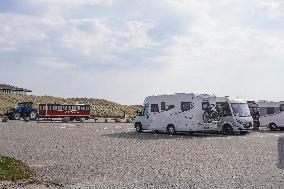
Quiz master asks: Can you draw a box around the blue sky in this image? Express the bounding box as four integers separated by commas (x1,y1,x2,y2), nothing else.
0,0,284,104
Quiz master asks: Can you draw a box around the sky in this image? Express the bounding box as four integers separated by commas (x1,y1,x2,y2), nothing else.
0,0,284,105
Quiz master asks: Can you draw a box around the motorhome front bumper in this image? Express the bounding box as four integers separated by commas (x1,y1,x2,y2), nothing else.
237,122,253,131
238,127,252,131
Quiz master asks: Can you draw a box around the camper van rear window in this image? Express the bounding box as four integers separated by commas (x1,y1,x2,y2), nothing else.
161,102,166,111
151,104,159,112
280,104,284,112
181,102,191,112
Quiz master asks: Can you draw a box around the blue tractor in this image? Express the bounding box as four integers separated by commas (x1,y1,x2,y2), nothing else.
6,102,38,120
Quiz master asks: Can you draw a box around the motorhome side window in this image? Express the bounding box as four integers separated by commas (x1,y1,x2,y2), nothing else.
181,102,191,112
161,102,166,111
202,102,210,110
267,107,274,115
280,104,284,112
216,102,232,117
151,104,159,112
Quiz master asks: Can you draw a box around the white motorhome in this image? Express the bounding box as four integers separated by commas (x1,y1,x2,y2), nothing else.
216,97,253,134
255,100,284,131
134,93,219,134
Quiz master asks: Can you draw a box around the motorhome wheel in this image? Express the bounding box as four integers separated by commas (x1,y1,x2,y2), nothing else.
223,124,234,135
167,125,176,134
269,123,277,131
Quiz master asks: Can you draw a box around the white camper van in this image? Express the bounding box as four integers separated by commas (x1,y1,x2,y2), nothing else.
216,97,253,134
134,93,219,134
255,100,284,131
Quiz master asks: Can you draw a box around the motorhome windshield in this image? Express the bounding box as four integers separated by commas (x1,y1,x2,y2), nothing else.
231,103,251,117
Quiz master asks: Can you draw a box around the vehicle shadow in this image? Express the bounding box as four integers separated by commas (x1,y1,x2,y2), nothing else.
254,130,284,134
278,136,284,169
103,131,238,140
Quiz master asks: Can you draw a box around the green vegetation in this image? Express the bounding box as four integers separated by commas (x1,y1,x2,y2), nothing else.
0,156,34,181
0,94,142,118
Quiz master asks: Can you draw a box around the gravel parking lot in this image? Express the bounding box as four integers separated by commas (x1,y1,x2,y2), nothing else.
0,120,284,189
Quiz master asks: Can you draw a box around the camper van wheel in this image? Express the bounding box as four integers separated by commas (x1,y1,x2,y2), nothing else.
167,125,176,135
269,123,277,131
223,124,234,135
135,123,143,133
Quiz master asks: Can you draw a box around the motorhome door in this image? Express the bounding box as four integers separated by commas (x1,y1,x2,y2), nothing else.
139,106,150,130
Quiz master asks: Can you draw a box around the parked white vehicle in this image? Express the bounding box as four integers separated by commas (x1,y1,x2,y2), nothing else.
216,97,253,134
134,93,219,134
255,100,284,131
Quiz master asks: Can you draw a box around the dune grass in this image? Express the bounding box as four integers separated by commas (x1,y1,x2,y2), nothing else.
0,156,34,181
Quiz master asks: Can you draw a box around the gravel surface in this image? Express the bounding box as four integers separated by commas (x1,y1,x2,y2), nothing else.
0,120,284,189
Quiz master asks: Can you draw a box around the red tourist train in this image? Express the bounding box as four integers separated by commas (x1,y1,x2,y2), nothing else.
38,103,91,121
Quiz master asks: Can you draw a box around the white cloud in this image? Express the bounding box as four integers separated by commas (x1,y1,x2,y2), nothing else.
61,19,156,56
0,13,47,52
260,0,284,19
34,58,78,70
28,0,114,7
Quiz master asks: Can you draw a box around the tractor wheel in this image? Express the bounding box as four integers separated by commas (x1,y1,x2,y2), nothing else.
13,113,20,120
30,111,37,120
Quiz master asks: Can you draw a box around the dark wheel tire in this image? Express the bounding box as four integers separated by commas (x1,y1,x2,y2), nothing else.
135,123,143,133
154,130,160,133
13,113,20,120
167,125,176,135
223,124,234,135
24,117,30,122
70,117,75,121
269,123,277,131
240,131,248,135
30,111,37,120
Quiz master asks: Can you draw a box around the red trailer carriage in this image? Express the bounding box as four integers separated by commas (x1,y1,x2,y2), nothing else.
38,103,91,121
